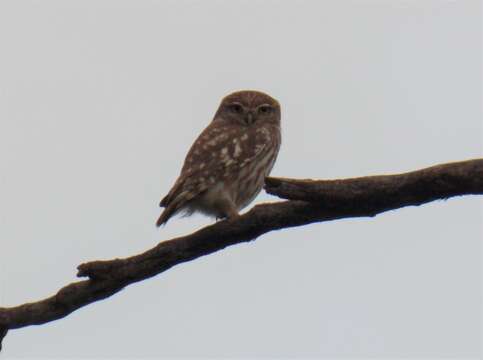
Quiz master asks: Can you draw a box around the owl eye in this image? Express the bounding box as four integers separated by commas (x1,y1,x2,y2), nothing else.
228,103,244,114
258,105,273,114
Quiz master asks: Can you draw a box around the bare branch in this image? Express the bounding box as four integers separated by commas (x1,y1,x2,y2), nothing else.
265,158,483,211
0,158,481,350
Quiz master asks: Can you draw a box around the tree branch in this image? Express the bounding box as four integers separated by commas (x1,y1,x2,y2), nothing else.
0,158,481,351
265,158,483,211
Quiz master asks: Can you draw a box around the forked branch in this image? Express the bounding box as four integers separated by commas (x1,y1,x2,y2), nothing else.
0,158,482,350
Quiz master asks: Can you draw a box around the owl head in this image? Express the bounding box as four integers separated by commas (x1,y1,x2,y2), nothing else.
213,90,280,127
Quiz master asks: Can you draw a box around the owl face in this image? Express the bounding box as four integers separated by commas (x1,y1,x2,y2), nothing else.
214,90,281,127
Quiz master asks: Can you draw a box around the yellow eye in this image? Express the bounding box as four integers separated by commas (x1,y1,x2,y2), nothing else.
258,105,273,114
228,103,243,114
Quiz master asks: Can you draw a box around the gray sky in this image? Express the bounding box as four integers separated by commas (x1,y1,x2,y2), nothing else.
0,0,481,358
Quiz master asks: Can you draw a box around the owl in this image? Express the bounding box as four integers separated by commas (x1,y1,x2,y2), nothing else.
156,90,281,226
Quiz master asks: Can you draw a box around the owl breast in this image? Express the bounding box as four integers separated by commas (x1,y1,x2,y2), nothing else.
225,125,281,211
229,144,279,210
186,124,280,218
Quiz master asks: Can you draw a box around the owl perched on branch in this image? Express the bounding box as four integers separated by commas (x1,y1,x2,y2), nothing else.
156,90,281,226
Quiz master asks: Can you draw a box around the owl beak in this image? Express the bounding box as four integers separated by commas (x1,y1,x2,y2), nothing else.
245,112,255,125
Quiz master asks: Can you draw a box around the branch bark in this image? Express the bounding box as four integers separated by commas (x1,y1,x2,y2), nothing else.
0,159,481,351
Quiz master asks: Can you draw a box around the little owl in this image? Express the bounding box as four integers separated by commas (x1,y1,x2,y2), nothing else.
156,90,281,226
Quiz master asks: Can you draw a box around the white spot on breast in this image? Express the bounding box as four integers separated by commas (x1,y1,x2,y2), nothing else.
222,158,235,166
233,141,242,157
241,134,249,141
240,159,250,168
206,133,229,147
254,144,264,153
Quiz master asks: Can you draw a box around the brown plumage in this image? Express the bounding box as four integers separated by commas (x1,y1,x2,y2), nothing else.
156,90,281,226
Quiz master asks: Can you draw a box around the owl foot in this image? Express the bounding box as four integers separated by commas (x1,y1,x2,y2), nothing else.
215,211,239,222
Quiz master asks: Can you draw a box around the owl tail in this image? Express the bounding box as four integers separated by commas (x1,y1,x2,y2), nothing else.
156,207,174,227
156,199,183,227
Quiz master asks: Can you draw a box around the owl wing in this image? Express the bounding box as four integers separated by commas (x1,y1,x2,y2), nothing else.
157,124,276,225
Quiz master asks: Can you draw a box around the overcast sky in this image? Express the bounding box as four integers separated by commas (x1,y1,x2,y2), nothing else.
0,0,481,358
